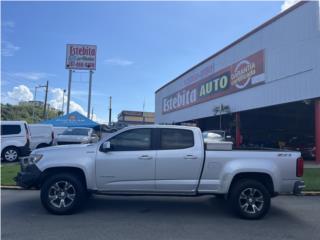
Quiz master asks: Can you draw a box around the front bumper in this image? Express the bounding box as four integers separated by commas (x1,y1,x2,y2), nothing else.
14,164,42,189
293,180,305,195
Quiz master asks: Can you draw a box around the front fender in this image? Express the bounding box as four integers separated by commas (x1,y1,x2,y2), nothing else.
35,150,97,190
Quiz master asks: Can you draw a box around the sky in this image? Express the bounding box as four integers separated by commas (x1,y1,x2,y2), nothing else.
1,1,296,123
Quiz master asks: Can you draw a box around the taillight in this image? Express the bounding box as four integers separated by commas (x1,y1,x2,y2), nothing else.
296,157,304,177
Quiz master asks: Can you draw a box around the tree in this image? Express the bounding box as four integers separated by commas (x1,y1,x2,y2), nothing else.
1,103,62,123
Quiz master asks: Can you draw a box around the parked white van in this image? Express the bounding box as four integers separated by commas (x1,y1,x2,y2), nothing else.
29,124,55,150
1,121,31,162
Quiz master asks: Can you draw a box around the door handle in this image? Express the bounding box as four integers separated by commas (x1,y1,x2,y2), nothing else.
138,155,153,160
184,155,198,159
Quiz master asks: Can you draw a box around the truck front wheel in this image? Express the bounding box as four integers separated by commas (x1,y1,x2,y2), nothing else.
229,179,270,219
40,173,86,215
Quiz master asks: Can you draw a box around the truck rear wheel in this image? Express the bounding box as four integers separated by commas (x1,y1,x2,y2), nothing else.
229,179,270,219
40,173,86,215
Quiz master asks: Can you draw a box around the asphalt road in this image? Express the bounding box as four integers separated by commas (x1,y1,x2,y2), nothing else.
1,190,320,240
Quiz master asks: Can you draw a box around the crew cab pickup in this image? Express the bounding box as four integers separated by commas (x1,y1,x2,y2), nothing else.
15,125,305,219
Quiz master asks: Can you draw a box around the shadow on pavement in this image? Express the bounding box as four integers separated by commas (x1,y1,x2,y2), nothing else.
1,190,307,226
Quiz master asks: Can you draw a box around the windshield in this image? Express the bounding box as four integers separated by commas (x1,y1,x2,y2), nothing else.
61,128,90,136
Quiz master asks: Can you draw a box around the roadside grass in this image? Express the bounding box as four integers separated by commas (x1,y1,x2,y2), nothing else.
1,163,20,186
303,168,320,191
1,162,320,191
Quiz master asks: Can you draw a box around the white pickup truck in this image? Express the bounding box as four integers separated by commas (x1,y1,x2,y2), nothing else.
15,125,305,219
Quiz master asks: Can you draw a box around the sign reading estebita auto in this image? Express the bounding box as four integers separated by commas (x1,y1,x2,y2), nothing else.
162,50,265,114
66,44,97,70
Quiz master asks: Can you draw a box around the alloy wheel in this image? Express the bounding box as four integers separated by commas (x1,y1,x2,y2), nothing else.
238,187,264,215
48,181,76,208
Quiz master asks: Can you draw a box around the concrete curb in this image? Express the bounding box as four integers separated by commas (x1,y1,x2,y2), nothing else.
302,191,320,196
1,186,23,190
1,185,320,195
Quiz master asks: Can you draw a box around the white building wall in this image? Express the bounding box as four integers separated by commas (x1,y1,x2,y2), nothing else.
155,1,320,124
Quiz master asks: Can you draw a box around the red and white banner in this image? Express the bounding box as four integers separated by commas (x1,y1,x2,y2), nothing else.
66,44,97,70
162,50,265,114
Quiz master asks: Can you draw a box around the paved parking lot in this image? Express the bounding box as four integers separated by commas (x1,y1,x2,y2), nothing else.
1,190,320,240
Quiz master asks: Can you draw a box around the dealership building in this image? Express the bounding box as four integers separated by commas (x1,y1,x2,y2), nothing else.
155,1,320,163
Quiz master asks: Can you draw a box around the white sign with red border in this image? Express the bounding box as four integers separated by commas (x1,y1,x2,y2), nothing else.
66,44,97,70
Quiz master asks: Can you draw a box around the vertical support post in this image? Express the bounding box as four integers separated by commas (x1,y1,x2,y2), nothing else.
61,89,66,115
66,69,72,114
235,112,241,148
219,104,223,130
43,81,49,120
108,96,112,126
315,99,320,164
87,70,93,118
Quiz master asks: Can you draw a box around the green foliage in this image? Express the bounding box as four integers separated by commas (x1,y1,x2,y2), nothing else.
303,168,320,191
1,103,63,123
1,163,20,186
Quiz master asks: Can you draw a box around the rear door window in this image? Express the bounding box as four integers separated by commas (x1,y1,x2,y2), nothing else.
1,125,22,135
159,128,194,150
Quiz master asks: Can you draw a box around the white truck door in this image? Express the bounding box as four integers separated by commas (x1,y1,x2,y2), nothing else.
155,128,204,193
95,128,156,192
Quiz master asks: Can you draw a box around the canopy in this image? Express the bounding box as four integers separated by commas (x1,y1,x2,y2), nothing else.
41,111,99,128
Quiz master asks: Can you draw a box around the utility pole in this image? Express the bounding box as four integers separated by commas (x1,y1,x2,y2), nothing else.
43,81,49,120
108,96,112,126
87,70,93,118
66,69,72,114
32,86,38,122
32,83,48,122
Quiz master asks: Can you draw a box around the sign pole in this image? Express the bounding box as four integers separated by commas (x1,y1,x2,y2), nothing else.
61,89,66,114
87,70,93,118
66,69,72,114
108,96,112,126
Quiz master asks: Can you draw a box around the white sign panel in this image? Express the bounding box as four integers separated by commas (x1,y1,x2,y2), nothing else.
66,44,97,70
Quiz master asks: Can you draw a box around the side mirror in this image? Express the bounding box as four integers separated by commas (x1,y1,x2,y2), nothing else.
101,141,111,152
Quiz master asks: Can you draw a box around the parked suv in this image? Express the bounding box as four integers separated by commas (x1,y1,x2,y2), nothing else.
1,121,31,162
29,124,55,150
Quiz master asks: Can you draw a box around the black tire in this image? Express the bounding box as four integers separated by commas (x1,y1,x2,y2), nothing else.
40,173,86,215
1,146,19,162
214,194,225,200
229,179,270,219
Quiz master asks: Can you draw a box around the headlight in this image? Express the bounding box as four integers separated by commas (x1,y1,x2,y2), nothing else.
28,154,43,165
